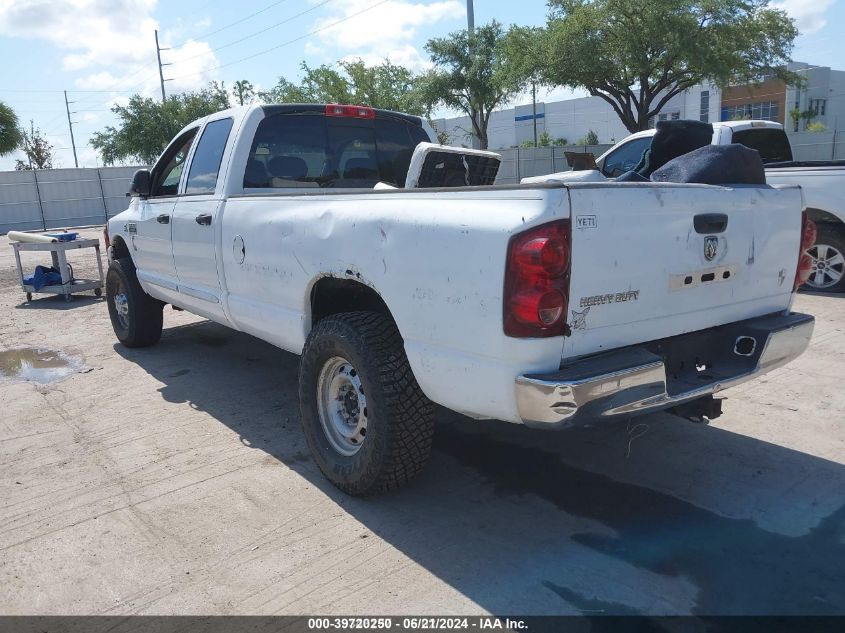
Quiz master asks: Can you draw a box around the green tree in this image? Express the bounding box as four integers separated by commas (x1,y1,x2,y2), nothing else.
789,106,801,132
90,84,230,165
232,80,255,106
14,120,54,170
553,137,568,146
805,121,827,133
0,101,22,156
538,130,552,147
416,21,525,149
261,59,425,115
576,129,600,145
507,0,798,133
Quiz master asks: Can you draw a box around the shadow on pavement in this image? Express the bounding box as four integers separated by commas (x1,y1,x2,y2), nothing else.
115,319,845,616
14,294,104,310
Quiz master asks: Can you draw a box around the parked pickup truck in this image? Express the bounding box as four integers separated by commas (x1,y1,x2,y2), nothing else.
105,103,815,495
596,120,845,291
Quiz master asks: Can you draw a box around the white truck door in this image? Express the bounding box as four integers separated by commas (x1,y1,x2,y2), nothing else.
131,128,198,298
170,117,234,322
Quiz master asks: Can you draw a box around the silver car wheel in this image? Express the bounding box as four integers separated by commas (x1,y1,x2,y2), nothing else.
807,242,845,289
316,356,368,456
113,279,130,330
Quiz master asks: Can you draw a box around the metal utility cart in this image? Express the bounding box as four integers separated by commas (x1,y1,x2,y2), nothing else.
12,238,104,302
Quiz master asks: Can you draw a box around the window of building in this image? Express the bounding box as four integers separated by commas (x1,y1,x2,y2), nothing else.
721,101,779,122
185,118,234,195
809,99,826,116
700,90,710,123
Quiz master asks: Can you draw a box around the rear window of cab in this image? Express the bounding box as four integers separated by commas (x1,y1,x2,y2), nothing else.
243,113,429,189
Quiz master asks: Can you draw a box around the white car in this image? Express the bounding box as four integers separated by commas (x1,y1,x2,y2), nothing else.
105,104,814,495
596,120,845,292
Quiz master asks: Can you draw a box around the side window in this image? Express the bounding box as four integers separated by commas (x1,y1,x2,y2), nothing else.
151,129,198,197
185,118,234,194
601,137,651,178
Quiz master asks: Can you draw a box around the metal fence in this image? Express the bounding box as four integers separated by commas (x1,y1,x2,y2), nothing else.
788,131,845,161
0,166,142,235
494,145,613,184
2,133,840,234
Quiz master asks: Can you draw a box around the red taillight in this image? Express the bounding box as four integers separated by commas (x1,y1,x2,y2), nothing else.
325,104,375,119
504,220,571,337
794,210,817,291
103,224,110,251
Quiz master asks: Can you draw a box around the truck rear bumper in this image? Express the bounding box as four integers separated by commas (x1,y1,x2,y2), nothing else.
515,311,814,428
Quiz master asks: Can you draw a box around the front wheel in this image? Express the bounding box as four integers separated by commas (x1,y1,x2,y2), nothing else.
804,225,845,292
106,257,164,347
299,312,435,496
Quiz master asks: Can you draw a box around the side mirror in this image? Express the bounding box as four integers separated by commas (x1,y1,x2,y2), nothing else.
127,169,151,197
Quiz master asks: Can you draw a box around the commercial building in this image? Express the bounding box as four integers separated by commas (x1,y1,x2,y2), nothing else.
432,61,845,150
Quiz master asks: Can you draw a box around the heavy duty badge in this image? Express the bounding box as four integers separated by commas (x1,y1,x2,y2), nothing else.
704,235,719,261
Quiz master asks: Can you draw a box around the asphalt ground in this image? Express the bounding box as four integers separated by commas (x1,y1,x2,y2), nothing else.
1,228,843,615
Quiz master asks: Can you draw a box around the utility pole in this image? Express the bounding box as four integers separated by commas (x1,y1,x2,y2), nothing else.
532,82,538,147
155,29,171,102
466,0,477,148
63,90,79,168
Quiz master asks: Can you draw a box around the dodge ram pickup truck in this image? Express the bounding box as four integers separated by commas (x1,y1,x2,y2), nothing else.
596,120,845,291
105,103,815,495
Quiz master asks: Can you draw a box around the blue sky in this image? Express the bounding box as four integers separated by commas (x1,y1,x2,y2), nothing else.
0,0,840,169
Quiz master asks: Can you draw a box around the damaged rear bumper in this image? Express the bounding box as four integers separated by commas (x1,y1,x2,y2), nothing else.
515,311,814,428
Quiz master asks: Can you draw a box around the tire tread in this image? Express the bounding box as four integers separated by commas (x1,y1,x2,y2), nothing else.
299,311,434,495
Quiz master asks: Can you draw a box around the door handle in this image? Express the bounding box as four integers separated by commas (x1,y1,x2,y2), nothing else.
195,213,212,226
156,214,170,224
694,213,728,234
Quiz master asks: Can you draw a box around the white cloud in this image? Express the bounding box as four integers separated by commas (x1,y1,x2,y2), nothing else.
0,0,219,97
773,0,835,35
311,0,463,71
341,45,432,71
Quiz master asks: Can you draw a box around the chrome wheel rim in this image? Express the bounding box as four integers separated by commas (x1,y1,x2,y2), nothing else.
112,279,130,330
316,356,368,456
807,243,845,289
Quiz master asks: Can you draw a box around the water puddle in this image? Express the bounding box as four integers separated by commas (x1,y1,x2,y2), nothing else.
0,347,84,384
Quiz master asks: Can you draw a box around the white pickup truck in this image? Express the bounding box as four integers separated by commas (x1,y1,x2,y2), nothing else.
596,120,845,291
105,104,814,495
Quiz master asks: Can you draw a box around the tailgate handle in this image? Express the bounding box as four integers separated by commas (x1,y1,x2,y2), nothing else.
694,213,728,234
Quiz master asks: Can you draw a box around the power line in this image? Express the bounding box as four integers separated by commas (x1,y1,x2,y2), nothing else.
170,0,332,67
170,0,392,81
195,0,292,40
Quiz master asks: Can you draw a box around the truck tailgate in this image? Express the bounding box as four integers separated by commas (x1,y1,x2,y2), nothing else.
564,183,802,359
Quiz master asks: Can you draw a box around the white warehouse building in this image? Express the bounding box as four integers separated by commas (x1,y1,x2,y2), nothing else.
432,84,719,149
431,61,845,150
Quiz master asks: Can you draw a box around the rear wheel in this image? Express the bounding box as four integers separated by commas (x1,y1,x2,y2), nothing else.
804,225,845,292
106,257,164,347
299,312,435,495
